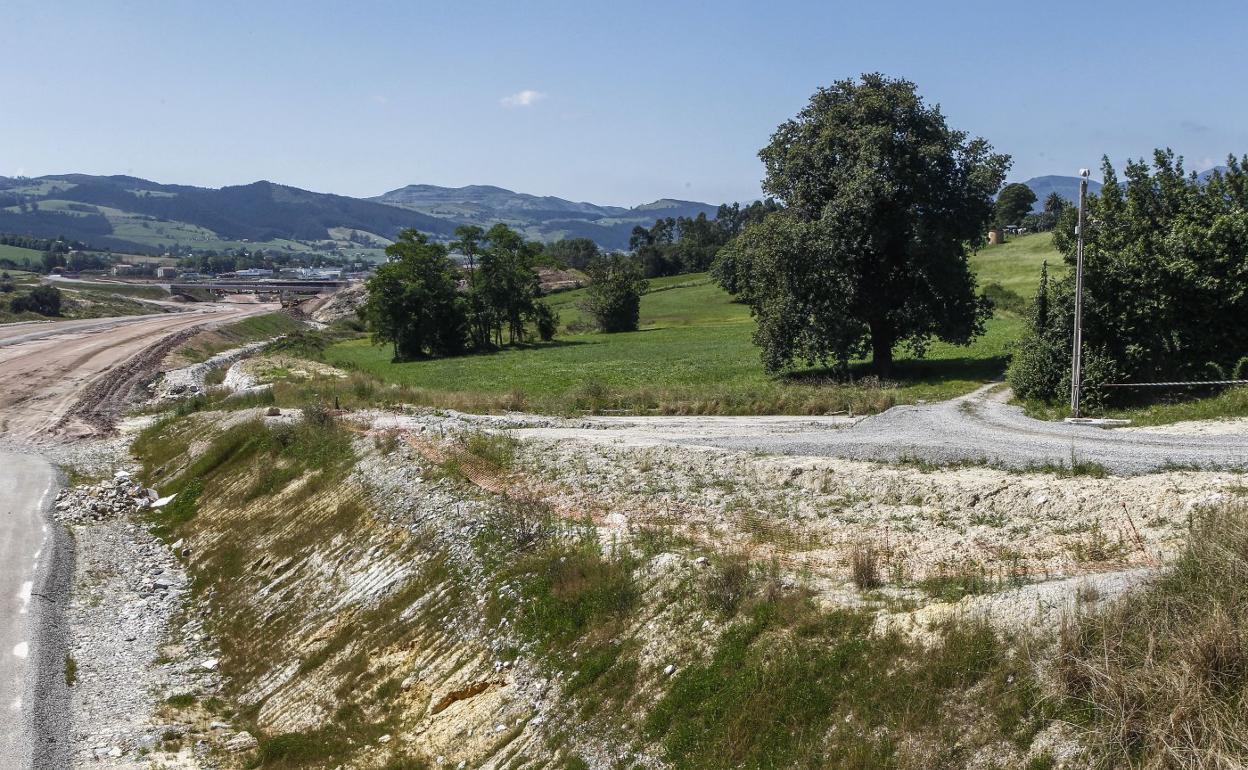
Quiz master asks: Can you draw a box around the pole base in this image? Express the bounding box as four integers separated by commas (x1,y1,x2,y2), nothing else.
1063,417,1132,428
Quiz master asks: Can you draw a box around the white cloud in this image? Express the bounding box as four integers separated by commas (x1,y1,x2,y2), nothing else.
500,89,546,108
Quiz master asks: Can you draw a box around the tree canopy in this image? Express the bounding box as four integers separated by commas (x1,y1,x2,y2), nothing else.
629,200,780,278
363,224,558,361
718,73,1008,374
362,229,467,361
1009,152,1248,406
580,254,648,332
994,182,1037,227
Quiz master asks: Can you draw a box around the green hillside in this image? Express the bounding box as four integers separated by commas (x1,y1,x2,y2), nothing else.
0,243,43,267
0,174,719,257
0,175,456,258
322,235,1059,415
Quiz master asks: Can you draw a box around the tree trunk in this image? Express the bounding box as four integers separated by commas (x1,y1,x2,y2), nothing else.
870,322,894,377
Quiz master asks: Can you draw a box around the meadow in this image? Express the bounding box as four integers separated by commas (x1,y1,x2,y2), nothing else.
0,243,44,268
322,233,1062,415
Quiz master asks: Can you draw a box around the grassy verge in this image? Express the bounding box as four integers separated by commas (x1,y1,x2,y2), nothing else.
1022,386,1248,427
54,280,170,300
322,294,1021,416
174,312,306,363
0,282,168,323
645,597,1047,769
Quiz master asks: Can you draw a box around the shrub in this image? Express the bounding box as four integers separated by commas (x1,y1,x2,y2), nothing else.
705,551,757,615
980,281,1026,315
1235,356,1248,381
849,541,881,589
11,284,62,315
534,301,559,341
580,254,647,333
1014,154,1248,404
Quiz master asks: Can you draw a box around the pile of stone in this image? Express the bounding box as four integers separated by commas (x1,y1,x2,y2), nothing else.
53,470,169,524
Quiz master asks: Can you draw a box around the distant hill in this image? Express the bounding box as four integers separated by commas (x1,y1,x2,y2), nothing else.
1197,165,1231,183
0,174,718,255
1020,176,1104,211
373,184,719,250
0,174,457,257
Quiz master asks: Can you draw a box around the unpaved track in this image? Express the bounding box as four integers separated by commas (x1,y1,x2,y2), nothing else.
510,385,1248,475
0,302,274,442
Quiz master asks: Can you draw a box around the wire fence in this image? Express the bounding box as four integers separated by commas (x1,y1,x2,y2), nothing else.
1102,379,1248,389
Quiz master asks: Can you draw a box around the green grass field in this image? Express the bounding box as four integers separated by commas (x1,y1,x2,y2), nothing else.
973,232,1067,298
55,280,170,300
320,236,1056,415
0,243,44,268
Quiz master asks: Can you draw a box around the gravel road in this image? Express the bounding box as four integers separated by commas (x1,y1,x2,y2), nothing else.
510,385,1248,475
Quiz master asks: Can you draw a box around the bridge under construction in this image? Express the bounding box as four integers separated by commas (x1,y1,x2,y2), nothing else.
170,279,347,304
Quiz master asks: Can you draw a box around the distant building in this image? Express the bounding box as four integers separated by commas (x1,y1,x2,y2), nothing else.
156,266,178,279
235,268,275,278
111,264,138,276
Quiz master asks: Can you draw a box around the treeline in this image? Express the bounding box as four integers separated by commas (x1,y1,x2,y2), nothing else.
364,224,557,360
628,200,781,277
0,234,85,253
177,249,366,276
364,224,647,361
39,251,111,272
1010,152,1248,407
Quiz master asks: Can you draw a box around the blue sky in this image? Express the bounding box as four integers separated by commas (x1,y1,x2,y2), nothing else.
2,0,1245,206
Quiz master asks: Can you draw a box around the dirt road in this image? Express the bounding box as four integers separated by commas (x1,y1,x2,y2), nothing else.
508,385,1248,475
0,301,274,442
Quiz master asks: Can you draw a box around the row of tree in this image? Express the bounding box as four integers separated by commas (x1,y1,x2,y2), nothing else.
628,201,781,278
363,224,649,361
0,234,83,252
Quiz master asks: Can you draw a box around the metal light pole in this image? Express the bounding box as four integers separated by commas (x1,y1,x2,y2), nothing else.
1069,168,1089,417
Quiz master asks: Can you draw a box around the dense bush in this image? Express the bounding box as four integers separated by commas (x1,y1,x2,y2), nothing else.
10,284,62,315
579,254,648,332
1010,152,1248,405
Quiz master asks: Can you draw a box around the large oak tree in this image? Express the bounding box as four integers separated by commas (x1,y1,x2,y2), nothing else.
722,74,1008,375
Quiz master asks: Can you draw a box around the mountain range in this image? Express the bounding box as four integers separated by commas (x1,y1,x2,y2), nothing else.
371,184,718,248
0,174,718,257
0,171,1225,257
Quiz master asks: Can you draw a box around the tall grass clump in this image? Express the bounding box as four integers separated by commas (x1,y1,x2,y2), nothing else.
644,594,1044,769
1056,504,1248,767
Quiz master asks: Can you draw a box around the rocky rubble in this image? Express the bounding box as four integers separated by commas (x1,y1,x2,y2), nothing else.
52,470,163,524
151,340,273,401
53,461,236,769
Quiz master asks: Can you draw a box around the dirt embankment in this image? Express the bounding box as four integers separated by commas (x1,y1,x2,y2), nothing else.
105,403,1242,769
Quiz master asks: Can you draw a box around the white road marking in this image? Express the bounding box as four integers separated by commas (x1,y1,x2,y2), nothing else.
12,642,29,659
17,582,32,615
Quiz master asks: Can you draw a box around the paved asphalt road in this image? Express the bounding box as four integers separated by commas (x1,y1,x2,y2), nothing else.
512,385,1248,475
0,452,68,770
